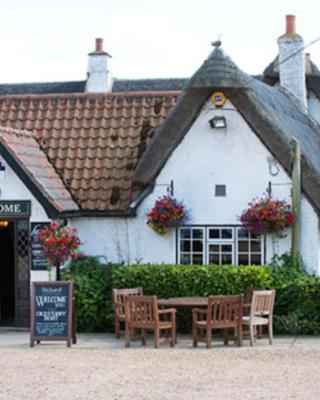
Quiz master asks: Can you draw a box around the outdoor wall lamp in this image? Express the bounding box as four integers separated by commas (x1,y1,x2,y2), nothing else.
209,116,227,129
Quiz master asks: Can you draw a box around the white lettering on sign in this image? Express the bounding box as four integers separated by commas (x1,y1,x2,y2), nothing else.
0,203,23,214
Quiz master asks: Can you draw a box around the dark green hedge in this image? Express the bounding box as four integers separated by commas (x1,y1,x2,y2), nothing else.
63,257,114,332
62,256,319,334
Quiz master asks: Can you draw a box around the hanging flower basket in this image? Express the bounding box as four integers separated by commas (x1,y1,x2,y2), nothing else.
239,196,295,237
37,222,81,279
147,196,187,235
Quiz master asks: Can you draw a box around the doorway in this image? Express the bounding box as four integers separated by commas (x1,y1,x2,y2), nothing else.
0,221,15,325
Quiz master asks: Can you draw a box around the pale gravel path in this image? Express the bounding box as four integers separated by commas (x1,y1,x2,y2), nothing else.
0,333,319,400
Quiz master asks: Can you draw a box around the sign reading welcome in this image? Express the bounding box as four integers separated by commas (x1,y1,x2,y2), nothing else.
30,281,74,347
0,200,31,217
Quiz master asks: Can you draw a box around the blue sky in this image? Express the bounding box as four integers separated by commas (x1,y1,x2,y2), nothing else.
0,0,319,83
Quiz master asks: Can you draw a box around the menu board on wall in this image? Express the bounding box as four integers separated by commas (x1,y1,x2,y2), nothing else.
30,281,74,347
30,222,50,270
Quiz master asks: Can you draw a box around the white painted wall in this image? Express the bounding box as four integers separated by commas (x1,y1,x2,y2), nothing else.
0,158,51,281
72,98,320,273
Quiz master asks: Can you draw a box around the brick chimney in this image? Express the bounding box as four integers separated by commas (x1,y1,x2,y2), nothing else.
85,38,112,93
277,15,307,110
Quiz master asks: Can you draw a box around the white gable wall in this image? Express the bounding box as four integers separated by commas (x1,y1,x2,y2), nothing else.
0,158,51,281
73,99,320,273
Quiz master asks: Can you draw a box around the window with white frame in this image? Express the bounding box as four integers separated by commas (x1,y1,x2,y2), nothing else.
178,226,263,266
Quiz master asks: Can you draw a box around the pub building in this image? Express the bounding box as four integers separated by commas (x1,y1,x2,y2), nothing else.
3,16,320,327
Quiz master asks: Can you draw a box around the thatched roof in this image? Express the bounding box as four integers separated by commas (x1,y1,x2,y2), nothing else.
134,47,320,213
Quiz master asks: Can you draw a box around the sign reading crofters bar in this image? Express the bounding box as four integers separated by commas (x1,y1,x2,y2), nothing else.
30,281,74,347
0,200,31,217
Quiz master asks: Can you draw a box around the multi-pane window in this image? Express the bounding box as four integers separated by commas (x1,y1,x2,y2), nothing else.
179,227,204,265
178,226,263,266
236,228,262,265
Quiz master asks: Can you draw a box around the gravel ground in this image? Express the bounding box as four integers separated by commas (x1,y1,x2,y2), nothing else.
0,333,319,400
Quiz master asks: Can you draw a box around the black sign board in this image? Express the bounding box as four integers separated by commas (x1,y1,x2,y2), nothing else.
30,281,74,347
30,222,50,270
0,200,30,217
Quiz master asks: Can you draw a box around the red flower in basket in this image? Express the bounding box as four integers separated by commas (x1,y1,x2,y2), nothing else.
37,222,82,276
147,196,188,235
239,196,295,237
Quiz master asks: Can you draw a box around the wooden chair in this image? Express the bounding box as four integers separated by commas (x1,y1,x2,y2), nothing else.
124,295,176,348
112,287,143,338
243,287,263,338
242,290,275,346
192,295,244,348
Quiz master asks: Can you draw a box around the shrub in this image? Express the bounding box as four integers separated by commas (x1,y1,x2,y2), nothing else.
62,256,115,332
274,276,320,334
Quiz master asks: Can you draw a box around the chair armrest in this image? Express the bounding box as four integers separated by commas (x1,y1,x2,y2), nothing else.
192,308,207,315
114,302,125,317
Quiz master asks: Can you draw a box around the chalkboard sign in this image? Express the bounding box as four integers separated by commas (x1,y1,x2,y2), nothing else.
30,222,50,270
30,281,74,347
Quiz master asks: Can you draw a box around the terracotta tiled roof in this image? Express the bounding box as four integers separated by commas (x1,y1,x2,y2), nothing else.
0,92,180,211
0,126,78,213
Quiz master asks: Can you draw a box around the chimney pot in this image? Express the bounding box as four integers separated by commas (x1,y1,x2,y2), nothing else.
286,15,296,35
95,38,103,52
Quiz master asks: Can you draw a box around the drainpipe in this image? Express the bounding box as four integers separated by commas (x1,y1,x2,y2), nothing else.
291,137,301,267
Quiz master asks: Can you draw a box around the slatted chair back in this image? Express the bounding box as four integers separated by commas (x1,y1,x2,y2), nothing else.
113,287,143,319
125,295,158,329
244,287,262,304
250,290,275,318
207,295,244,327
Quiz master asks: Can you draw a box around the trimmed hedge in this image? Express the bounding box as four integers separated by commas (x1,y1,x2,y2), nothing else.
275,276,320,334
63,257,114,332
62,257,319,334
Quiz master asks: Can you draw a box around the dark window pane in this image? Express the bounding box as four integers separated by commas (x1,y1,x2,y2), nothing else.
251,254,262,265
238,229,249,239
221,244,232,252
238,241,249,252
221,229,232,239
209,244,219,252
209,229,220,239
193,254,203,265
180,240,191,252
251,240,261,252
180,254,191,264
221,254,232,264
192,229,203,239
180,228,191,239
238,254,249,265
193,240,203,252
209,254,220,264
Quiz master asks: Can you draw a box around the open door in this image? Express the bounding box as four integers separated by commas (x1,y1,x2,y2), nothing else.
0,221,15,325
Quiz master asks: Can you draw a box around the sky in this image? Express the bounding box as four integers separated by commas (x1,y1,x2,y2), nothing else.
0,0,320,83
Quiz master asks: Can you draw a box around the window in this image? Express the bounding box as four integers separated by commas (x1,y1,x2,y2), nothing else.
178,226,263,266
179,227,204,265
